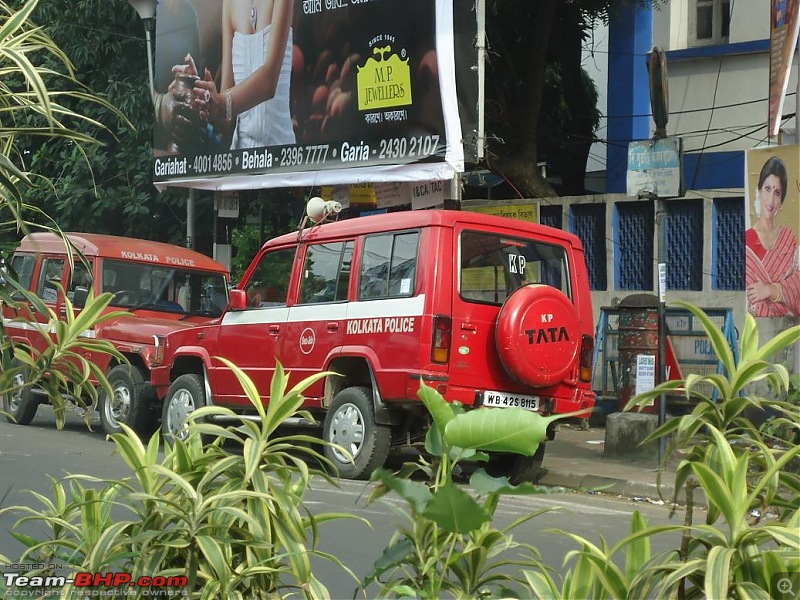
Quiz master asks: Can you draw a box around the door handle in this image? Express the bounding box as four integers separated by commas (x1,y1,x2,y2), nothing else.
461,322,477,332
327,322,339,332
269,324,280,334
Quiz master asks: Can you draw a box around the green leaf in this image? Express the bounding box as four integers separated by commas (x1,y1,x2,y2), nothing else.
443,408,558,455
418,382,455,430
469,468,558,496
364,538,416,583
369,468,432,513
691,462,737,531
196,535,230,580
422,481,490,533
705,546,734,600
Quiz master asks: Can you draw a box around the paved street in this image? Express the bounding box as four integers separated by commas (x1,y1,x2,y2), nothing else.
1,405,685,599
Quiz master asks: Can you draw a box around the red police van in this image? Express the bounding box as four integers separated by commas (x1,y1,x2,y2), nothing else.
151,208,595,481
2,232,229,434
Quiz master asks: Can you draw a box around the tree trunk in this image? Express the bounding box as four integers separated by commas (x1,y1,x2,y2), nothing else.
556,5,595,196
490,0,558,199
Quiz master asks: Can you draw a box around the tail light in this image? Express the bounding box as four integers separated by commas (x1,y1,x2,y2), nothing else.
431,315,452,364
579,334,593,382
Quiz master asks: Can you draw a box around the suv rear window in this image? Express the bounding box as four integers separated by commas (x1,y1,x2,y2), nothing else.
460,230,571,305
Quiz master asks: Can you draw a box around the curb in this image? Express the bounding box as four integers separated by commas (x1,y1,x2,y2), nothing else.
539,469,704,506
539,470,672,499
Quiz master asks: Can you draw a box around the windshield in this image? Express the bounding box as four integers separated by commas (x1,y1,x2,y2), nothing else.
102,259,228,317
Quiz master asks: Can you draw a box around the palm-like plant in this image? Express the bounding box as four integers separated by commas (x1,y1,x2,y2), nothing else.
2,361,363,598
627,302,800,515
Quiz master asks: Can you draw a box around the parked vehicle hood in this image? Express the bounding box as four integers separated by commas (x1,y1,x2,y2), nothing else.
97,314,216,346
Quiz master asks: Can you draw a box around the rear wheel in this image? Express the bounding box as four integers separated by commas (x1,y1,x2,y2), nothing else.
99,365,150,435
161,374,206,445
2,361,39,425
487,443,547,485
323,386,390,480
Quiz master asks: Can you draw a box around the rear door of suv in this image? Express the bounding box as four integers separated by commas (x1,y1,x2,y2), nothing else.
449,224,578,406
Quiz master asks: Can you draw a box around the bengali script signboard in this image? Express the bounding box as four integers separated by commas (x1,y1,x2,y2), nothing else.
626,137,683,198
152,0,464,191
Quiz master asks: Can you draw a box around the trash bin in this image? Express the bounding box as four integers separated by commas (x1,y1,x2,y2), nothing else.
617,305,660,414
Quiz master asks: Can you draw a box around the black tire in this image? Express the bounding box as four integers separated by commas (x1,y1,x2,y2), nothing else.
2,361,39,425
161,374,206,445
322,386,390,480
487,443,547,485
99,365,150,436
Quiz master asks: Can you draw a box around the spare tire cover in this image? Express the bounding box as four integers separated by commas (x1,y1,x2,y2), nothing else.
496,284,581,388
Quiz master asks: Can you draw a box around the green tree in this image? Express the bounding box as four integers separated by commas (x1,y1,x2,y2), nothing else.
485,0,658,197
1,0,130,427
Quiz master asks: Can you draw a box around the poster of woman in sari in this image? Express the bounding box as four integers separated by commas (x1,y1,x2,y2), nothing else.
744,146,800,318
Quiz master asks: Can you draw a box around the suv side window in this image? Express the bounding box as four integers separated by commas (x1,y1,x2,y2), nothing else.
245,247,296,308
359,231,419,300
460,231,571,304
299,241,354,304
37,258,66,303
9,254,36,293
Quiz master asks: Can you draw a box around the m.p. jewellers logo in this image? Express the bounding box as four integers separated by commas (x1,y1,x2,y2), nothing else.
356,33,412,111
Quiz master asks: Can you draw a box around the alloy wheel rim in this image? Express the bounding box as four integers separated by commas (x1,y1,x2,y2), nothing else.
329,402,365,463
7,373,26,413
167,389,196,440
105,382,130,428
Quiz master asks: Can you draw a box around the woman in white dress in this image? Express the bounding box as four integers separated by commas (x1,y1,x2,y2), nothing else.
192,0,295,149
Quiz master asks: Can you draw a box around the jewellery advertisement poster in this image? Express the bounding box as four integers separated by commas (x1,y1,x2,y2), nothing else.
151,0,466,190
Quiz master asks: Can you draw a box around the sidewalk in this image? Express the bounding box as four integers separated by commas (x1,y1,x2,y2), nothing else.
541,420,683,503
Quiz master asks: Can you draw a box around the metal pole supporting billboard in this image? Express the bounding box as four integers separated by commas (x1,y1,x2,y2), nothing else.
476,0,486,161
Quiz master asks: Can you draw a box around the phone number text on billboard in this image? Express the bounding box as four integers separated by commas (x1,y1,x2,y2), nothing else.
153,135,441,181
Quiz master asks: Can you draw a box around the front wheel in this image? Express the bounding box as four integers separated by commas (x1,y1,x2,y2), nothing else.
322,386,390,480
161,374,206,445
2,361,39,425
99,365,150,435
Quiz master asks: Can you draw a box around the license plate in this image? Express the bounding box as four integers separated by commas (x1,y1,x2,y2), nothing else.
483,390,540,411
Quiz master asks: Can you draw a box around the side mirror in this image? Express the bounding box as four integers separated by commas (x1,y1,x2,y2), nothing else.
73,286,89,308
228,289,247,311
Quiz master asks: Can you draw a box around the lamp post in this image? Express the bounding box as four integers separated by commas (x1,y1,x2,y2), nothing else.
128,0,196,250
127,0,156,98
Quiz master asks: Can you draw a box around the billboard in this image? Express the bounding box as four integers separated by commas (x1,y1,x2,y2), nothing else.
768,0,800,138
152,0,467,191
744,146,800,318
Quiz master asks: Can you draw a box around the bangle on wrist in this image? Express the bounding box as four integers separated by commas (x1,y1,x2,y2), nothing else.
770,283,783,303
225,90,232,121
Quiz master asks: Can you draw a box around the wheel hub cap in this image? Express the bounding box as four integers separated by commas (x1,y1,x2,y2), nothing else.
167,390,196,440
330,403,365,463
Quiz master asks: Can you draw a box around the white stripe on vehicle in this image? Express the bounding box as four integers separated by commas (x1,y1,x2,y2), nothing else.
220,294,426,326
3,318,97,338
